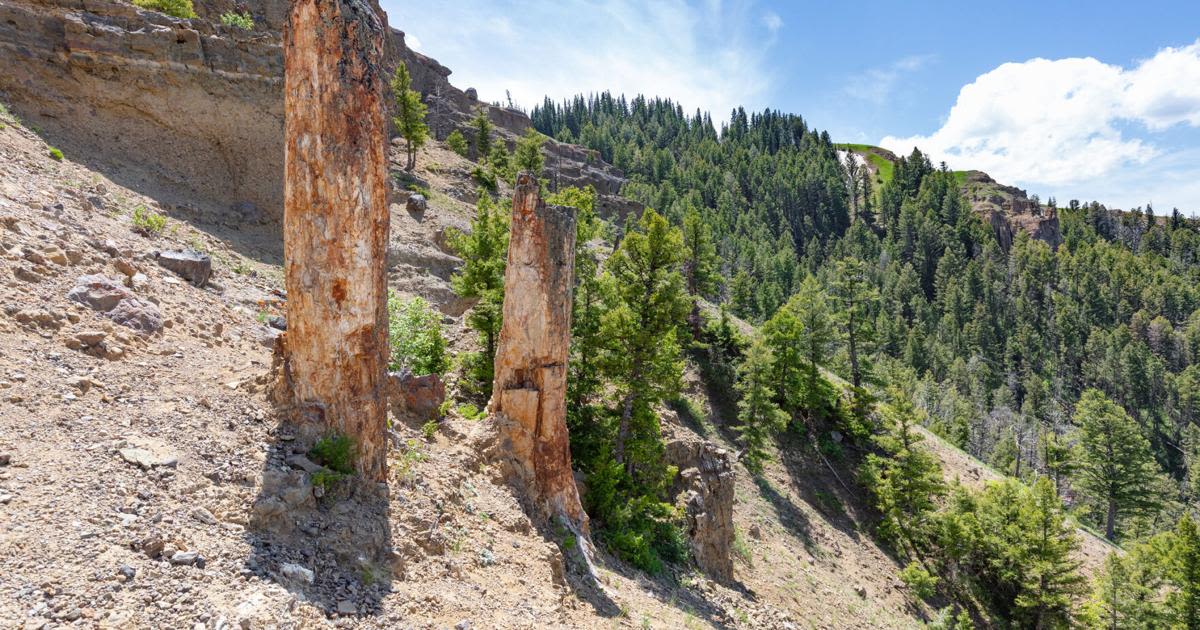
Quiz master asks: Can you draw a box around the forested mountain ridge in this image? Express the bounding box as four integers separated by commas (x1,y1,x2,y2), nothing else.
529,92,1200,626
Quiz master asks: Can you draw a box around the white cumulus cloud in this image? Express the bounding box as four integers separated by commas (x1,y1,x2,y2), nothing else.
881,40,1200,210
380,0,778,118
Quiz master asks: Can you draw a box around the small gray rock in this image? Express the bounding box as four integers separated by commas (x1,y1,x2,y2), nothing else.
171,549,199,564
280,563,314,585
118,565,136,580
155,250,212,287
406,194,427,214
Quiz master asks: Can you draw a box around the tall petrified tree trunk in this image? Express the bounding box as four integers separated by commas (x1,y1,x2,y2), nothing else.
489,172,588,534
281,0,390,480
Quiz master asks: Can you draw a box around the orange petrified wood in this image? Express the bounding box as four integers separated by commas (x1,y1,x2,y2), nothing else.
281,0,390,480
489,172,589,534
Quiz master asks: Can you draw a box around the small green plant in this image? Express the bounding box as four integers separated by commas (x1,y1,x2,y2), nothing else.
404,182,430,196
732,526,753,566
387,293,448,375
310,467,346,491
132,0,196,19
186,235,209,253
220,11,253,29
310,434,355,474
391,438,428,484
231,260,252,275
48,147,63,161
446,129,468,157
899,561,938,600
456,403,485,420
421,420,439,440
131,205,167,236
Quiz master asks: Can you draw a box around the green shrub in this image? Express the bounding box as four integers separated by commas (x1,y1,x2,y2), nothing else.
446,130,468,157
584,455,688,574
219,11,253,30
310,434,354,475
132,0,196,19
456,403,485,420
421,420,439,440
471,165,497,193
131,205,167,236
899,561,938,600
310,468,346,491
48,147,63,161
387,293,448,375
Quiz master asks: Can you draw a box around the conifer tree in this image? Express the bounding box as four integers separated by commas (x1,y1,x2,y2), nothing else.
449,193,509,397
860,389,945,558
390,62,428,171
601,208,688,473
735,334,788,473
514,128,546,176
1013,477,1085,628
1073,389,1162,540
830,257,878,388
1170,515,1200,629
681,207,721,336
471,107,493,160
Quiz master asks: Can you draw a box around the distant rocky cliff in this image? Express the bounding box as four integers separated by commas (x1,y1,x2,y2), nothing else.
960,170,1061,250
0,0,626,221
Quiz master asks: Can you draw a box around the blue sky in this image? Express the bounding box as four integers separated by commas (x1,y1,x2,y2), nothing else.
381,1,1200,214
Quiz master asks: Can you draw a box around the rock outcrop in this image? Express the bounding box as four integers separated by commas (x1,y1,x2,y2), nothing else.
487,172,588,535
961,170,1061,250
666,439,736,582
279,0,390,481
0,0,627,221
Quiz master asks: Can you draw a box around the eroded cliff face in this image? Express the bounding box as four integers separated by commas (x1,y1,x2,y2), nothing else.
0,0,627,221
962,170,1061,250
0,0,284,219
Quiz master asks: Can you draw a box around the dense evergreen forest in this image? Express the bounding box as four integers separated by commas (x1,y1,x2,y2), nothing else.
426,91,1200,626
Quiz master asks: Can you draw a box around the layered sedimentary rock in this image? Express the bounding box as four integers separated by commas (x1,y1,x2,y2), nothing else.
488,173,588,533
0,0,284,218
962,170,1061,250
0,0,627,221
280,0,390,480
666,439,736,582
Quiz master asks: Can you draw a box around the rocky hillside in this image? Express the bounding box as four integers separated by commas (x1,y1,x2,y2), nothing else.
0,92,943,628
0,0,627,224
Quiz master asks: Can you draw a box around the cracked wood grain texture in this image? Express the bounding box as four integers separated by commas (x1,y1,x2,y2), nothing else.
282,0,390,480
490,173,589,533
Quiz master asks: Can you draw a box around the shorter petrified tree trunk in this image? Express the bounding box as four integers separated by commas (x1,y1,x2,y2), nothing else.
489,172,588,534
280,0,390,480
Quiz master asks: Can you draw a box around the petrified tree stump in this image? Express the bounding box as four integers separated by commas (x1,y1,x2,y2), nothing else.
489,172,588,534
281,0,390,480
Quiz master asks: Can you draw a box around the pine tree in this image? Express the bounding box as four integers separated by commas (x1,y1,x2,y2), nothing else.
830,257,878,389
471,107,493,160
789,276,838,424
1013,477,1085,628
681,207,720,337
448,193,509,397
1072,389,1162,541
601,208,688,474
514,128,546,176
548,186,604,421
1170,515,1200,629
734,334,787,473
390,62,428,171
860,388,945,558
